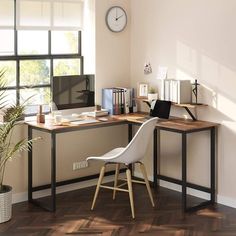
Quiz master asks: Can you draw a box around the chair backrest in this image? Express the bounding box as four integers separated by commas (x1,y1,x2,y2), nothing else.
113,117,158,164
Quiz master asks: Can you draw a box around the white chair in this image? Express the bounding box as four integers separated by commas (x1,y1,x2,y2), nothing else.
87,117,158,219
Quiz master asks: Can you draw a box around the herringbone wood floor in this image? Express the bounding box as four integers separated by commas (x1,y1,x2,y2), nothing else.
0,184,235,236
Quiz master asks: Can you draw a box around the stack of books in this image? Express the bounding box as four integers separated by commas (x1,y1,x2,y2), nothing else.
164,79,192,104
102,87,135,115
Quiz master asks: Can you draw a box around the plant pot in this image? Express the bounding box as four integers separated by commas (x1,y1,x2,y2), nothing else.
0,185,12,223
148,93,158,101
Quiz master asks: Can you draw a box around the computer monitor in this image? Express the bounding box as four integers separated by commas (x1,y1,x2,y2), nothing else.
53,75,95,110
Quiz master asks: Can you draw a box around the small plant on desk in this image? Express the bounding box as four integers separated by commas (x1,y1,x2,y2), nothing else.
148,87,158,101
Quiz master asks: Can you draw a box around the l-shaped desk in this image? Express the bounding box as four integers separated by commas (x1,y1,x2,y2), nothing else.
25,113,218,213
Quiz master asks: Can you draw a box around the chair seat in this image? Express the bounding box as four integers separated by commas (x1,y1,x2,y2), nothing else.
87,147,125,162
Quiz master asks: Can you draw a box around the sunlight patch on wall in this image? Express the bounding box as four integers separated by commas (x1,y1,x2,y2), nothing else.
176,40,236,122
176,41,197,79
176,69,194,81
217,94,236,121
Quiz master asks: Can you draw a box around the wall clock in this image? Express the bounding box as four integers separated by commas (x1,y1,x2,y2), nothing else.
105,6,127,32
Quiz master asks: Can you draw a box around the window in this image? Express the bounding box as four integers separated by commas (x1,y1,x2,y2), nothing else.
0,30,14,55
18,31,48,55
51,31,79,54
0,0,84,115
0,61,16,86
20,60,50,86
53,59,81,76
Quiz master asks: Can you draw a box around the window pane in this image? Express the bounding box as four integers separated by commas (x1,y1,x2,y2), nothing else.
0,0,14,27
53,59,81,76
18,31,48,55
0,30,14,55
0,61,16,86
24,104,50,115
20,87,51,106
51,31,78,54
20,60,50,86
4,90,16,106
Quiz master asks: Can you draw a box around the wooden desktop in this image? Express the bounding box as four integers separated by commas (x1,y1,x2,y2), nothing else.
25,113,218,213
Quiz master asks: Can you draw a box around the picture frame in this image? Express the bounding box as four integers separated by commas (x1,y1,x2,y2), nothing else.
138,82,149,98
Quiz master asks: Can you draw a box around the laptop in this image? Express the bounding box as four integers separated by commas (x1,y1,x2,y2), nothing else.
150,100,172,119
137,100,172,122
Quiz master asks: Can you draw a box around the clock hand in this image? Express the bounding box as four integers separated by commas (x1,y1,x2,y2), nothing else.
116,14,124,20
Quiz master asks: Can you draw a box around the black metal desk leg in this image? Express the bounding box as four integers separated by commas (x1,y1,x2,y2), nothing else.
153,129,158,188
182,133,187,211
210,127,216,204
128,124,133,174
51,132,56,212
28,126,33,203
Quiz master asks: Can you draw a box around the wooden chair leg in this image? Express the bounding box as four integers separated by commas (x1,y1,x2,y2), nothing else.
113,163,120,200
126,168,135,219
91,165,106,210
139,163,155,207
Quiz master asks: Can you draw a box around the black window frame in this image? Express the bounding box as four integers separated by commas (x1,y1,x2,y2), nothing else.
0,0,84,114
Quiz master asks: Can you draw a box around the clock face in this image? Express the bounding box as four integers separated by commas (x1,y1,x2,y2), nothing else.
106,6,127,32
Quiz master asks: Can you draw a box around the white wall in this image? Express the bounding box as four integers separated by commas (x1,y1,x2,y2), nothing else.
130,0,236,205
95,0,130,104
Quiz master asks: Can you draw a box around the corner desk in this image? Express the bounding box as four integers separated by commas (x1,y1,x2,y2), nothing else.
25,113,218,213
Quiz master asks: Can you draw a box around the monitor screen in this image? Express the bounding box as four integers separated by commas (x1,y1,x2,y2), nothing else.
53,75,95,110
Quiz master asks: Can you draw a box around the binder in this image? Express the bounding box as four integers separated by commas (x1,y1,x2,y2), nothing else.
177,80,192,104
162,79,192,104
102,88,114,115
102,87,134,115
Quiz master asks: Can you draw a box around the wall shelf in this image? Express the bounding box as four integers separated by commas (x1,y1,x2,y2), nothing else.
134,98,208,121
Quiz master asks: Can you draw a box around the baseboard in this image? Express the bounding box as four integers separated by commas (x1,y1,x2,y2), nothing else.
133,171,210,200
217,195,236,209
133,171,236,209
13,172,236,210
12,175,120,204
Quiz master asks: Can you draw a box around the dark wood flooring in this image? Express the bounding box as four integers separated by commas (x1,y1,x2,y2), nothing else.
0,184,236,236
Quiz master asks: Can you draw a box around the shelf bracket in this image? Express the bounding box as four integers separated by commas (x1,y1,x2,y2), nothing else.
184,106,197,121
142,100,151,108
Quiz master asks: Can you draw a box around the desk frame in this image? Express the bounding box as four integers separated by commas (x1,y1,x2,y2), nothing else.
28,121,127,212
155,126,216,212
27,116,217,213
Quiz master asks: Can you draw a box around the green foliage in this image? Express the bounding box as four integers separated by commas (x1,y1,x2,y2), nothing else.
149,87,156,94
0,70,39,191
20,59,49,86
54,32,80,76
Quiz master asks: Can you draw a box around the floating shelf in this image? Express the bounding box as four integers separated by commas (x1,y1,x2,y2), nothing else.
134,98,208,121
173,103,208,109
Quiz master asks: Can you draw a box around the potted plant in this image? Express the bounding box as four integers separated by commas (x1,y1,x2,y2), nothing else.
148,87,158,101
0,70,36,223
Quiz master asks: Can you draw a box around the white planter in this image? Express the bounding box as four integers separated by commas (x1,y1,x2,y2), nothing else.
147,93,158,101
0,185,12,223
